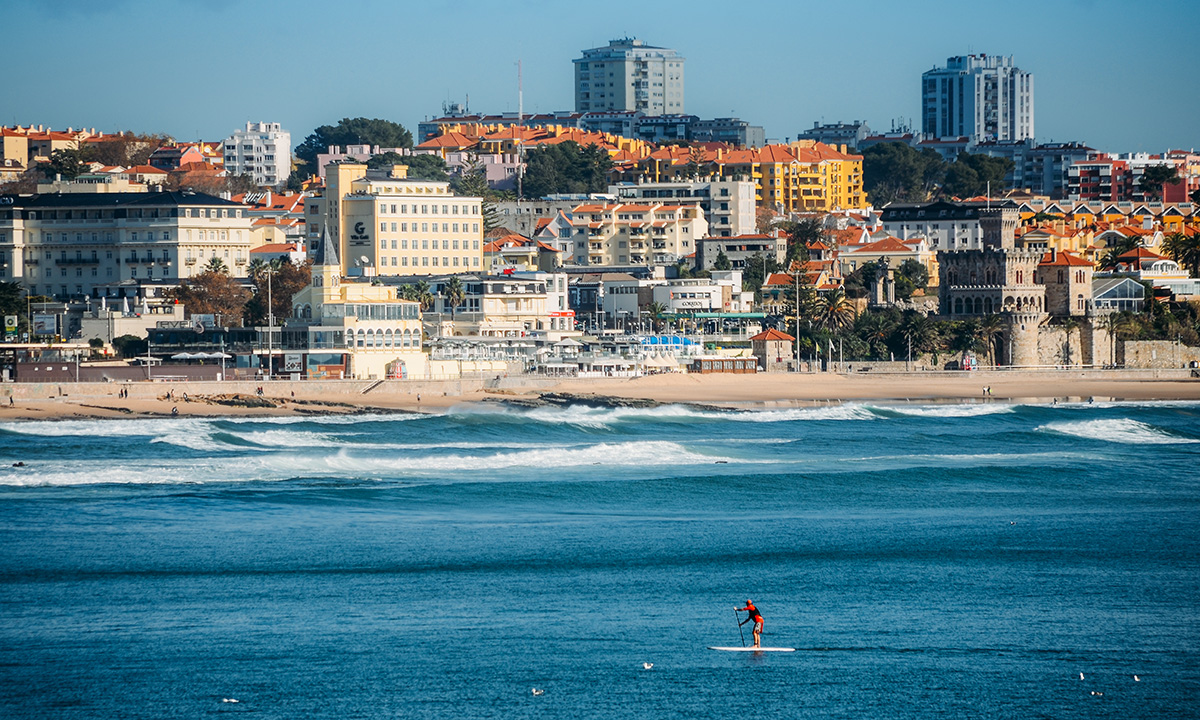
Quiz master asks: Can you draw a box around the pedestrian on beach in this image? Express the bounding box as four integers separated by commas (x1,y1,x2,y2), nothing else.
736,600,764,648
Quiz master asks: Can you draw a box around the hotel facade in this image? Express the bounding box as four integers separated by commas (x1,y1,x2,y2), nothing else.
0,191,254,300
310,162,484,277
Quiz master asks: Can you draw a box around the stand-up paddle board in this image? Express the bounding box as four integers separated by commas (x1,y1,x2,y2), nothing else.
708,646,795,652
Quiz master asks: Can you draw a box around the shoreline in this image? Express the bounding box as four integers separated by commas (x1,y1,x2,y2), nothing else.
0,370,1198,421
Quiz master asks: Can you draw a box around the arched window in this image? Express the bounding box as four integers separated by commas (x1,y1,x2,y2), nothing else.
385,329,393,347
954,298,963,314
985,297,993,314
357,329,365,348
345,331,355,349
403,329,412,348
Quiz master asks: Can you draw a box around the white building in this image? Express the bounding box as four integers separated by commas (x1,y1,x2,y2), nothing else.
569,202,708,267
574,38,685,116
223,122,292,187
0,191,255,301
652,271,752,315
921,55,1033,142
610,178,756,237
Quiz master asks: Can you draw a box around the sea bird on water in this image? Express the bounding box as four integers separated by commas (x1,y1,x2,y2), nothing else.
531,688,544,696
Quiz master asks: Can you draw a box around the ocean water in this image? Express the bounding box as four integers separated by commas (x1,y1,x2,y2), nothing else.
1,400,1198,719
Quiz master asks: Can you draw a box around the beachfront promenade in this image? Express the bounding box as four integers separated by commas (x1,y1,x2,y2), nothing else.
1,368,1198,420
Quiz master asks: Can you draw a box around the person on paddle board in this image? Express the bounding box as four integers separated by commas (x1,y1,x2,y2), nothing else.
736,600,763,648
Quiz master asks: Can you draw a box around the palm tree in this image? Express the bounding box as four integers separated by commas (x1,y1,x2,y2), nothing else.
1099,235,1142,271
443,276,465,319
856,311,896,360
949,319,983,363
1061,317,1079,366
1162,232,1200,278
413,281,434,311
246,257,268,280
816,288,856,332
978,313,1005,367
647,301,667,333
204,257,229,275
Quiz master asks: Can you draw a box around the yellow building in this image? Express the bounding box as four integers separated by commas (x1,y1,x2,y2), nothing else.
639,141,865,213
287,228,426,380
315,162,484,277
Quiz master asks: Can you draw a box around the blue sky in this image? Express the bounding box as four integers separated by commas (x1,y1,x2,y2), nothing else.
5,0,1196,153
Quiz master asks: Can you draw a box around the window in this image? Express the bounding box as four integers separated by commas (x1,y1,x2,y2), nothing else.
380,222,387,232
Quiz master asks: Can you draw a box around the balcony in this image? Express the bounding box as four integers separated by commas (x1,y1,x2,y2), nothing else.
57,257,101,265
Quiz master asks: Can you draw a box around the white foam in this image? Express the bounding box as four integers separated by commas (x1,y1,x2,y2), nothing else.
0,417,210,438
734,404,879,422
308,440,732,475
883,404,1015,418
1038,418,1199,445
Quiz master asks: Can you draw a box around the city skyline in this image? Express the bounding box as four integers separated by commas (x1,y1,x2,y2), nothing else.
4,0,1196,154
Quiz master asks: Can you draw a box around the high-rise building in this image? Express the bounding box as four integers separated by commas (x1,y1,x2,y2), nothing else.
223,122,291,187
574,38,684,116
921,55,1033,143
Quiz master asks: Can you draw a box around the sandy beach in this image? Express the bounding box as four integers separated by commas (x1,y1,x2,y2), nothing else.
0,369,1197,421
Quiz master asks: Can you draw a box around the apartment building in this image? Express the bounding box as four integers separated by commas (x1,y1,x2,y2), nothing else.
422,272,572,336
0,191,254,300
223,122,291,187
611,178,756,237
575,38,685,115
639,141,865,213
568,202,708,266
310,162,484,277
921,54,1034,142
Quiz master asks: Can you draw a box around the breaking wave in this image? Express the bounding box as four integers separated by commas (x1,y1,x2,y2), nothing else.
1037,418,1200,445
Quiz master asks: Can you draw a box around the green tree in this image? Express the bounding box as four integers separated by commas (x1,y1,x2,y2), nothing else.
712,249,732,271
893,258,930,299
443,276,466,320
111,334,147,359
169,270,252,325
1138,164,1181,201
646,301,668,333
521,142,612,198
776,216,825,266
43,149,88,180
941,152,1013,198
368,152,449,181
204,257,229,274
1163,232,1200,277
742,252,780,296
244,259,312,327
294,118,414,176
815,288,856,331
1191,187,1200,205
861,142,947,204
978,313,1005,366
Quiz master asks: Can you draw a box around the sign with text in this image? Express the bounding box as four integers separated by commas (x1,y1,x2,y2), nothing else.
283,354,303,372
3,315,16,333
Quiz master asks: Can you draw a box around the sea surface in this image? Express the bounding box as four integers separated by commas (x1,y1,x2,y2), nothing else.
1,400,1198,719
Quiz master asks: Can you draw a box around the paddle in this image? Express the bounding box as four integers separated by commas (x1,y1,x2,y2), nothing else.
734,608,745,647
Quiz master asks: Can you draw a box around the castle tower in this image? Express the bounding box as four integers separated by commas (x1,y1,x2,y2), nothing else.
937,206,1048,365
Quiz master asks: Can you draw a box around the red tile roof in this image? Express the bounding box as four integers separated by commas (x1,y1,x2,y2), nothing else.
750,328,795,342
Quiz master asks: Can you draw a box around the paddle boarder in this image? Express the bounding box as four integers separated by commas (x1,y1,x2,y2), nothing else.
736,600,763,648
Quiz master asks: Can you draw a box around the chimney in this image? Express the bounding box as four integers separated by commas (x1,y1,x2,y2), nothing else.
1050,247,1057,263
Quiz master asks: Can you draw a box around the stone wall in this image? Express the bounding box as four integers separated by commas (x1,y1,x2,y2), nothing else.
1120,340,1200,369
